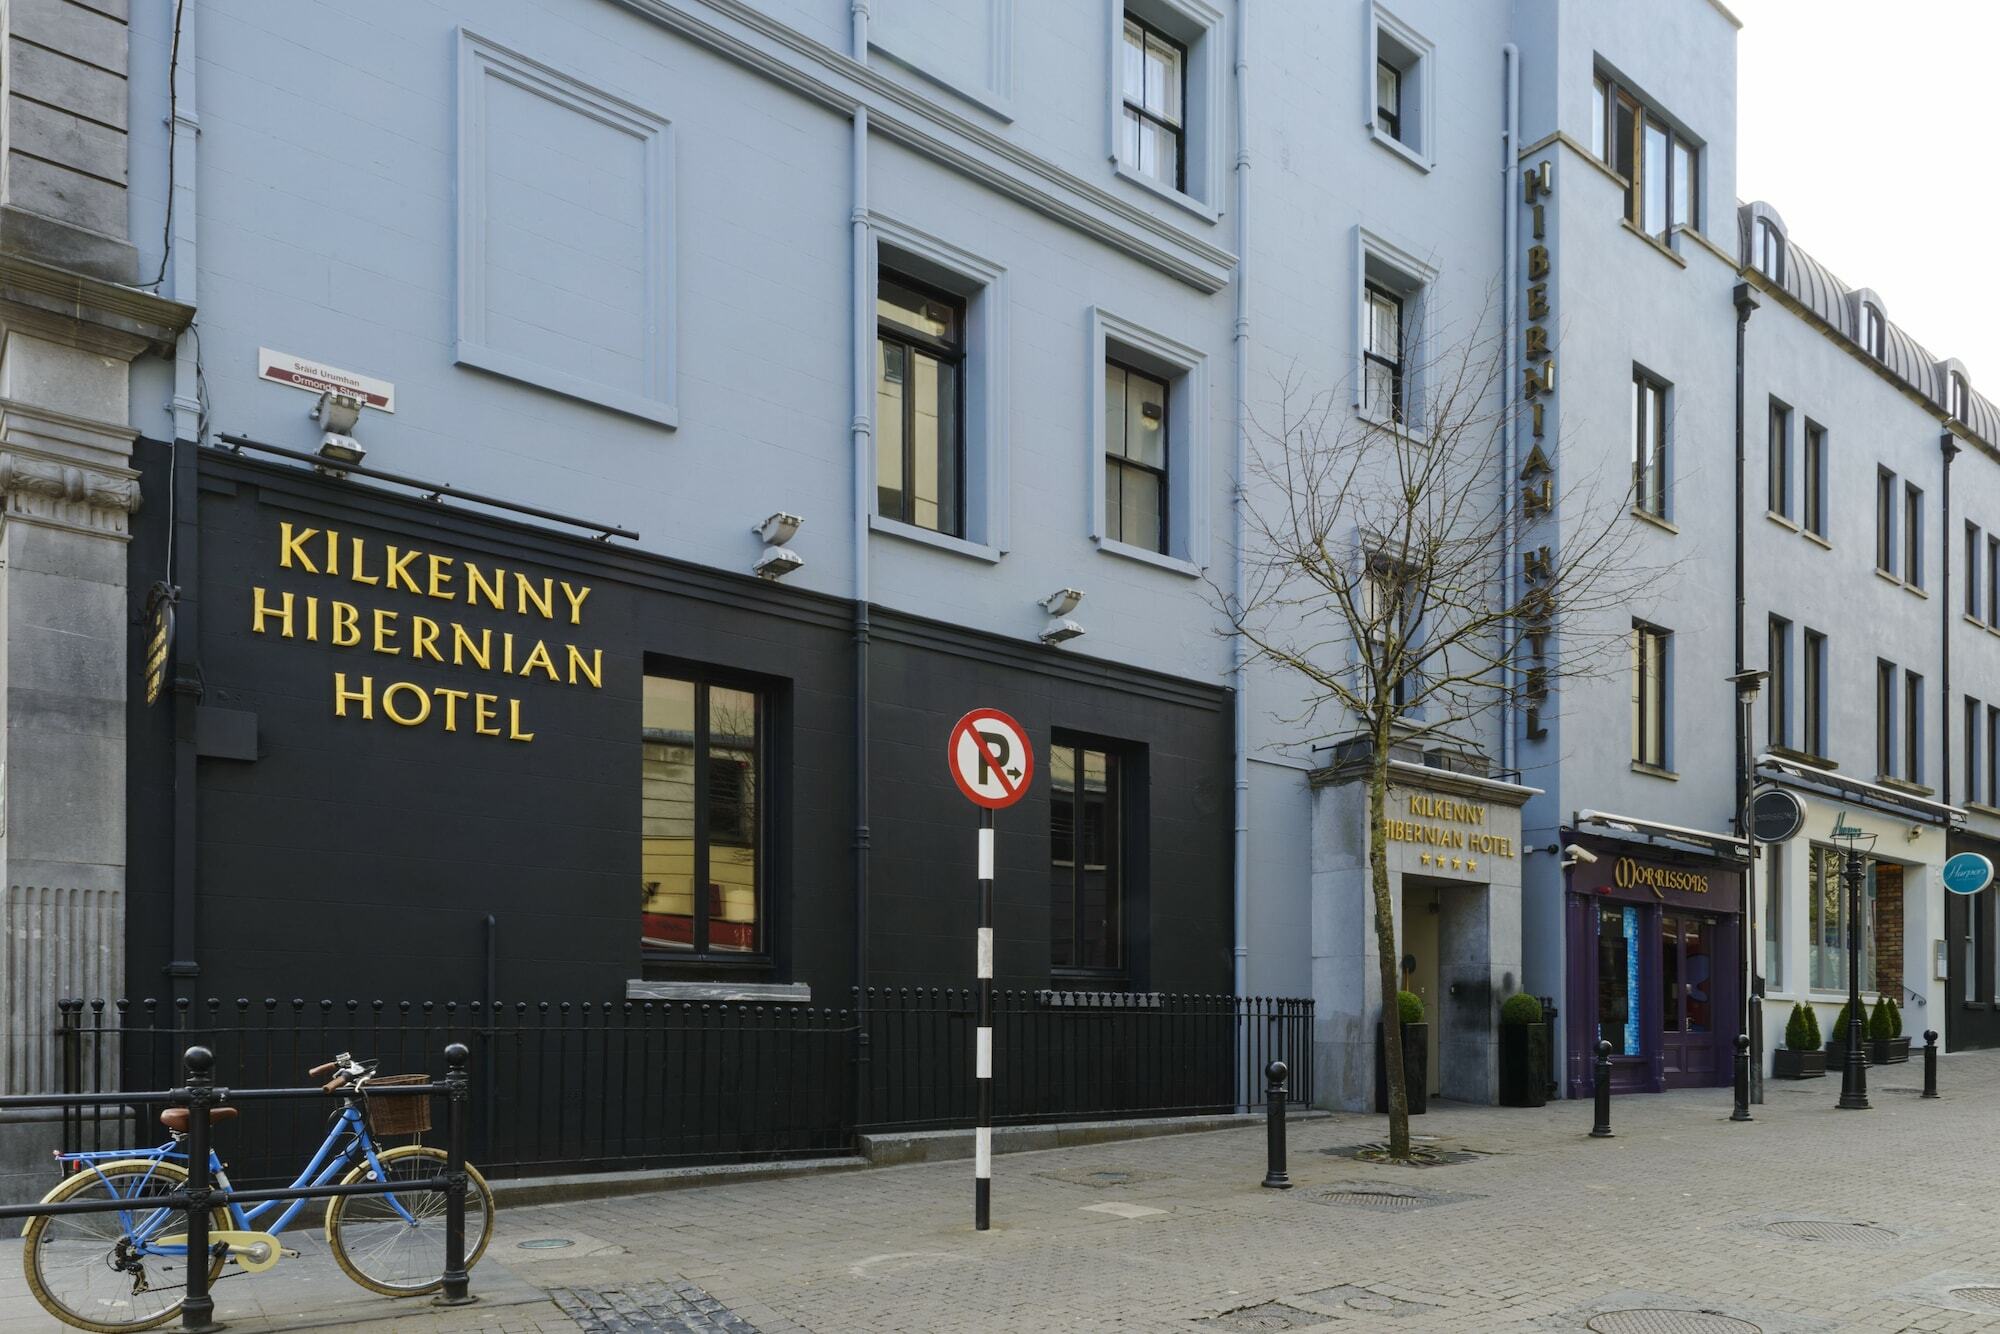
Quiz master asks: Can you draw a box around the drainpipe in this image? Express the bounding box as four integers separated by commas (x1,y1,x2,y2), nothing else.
1500,44,1519,779
166,0,203,1002
1941,431,1959,808
1230,0,1251,1002
849,0,873,1114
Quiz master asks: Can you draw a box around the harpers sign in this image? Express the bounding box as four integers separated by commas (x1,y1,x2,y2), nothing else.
248,520,608,742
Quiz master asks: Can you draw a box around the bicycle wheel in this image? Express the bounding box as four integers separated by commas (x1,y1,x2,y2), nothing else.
324,1145,494,1296
23,1159,229,1333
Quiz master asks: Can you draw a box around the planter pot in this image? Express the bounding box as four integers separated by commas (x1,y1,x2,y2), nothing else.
1374,1021,1428,1115
1772,1047,1826,1079
1869,1036,1911,1065
1498,1022,1547,1107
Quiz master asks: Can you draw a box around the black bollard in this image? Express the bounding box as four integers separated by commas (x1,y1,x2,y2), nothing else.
1261,1060,1292,1189
1730,1034,1752,1122
1589,1039,1614,1138
435,1042,475,1306
181,1046,223,1333
1923,1029,1939,1099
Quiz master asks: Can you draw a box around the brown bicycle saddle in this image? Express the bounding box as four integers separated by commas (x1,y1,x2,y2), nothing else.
159,1106,239,1131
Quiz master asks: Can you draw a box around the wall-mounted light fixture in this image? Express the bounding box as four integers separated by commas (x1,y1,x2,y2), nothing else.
1040,587,1085,645
754,511,805,580
311,391,366,477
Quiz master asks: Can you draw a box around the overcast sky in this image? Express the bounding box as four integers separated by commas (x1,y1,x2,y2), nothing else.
1733,0,1999,386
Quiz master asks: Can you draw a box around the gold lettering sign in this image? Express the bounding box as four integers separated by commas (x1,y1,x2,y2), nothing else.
255,522,606,743
1519,159,1557,743
1382,793,1517,868
1612,857,1710,898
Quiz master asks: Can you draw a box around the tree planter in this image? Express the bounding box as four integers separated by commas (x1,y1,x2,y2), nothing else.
1374,1021,1428,1115
1498,1022,1547,1107
1772,1047,1826,1079
1869,1036,1911,1064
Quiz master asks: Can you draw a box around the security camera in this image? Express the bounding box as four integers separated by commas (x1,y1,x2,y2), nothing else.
753,548,804,581
755,512,803,546
1560,844,1598,869
1908,824,1924,842
1041,588,1085,616
1040,618,1086,646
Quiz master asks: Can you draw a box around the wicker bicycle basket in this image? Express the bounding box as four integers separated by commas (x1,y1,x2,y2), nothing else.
362,1075,433,1138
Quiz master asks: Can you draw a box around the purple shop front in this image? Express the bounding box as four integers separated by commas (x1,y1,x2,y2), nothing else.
1562,835,1741,1098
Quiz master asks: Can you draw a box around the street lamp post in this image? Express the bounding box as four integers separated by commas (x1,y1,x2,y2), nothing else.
1727,669,1767,1105
1833,816,1876,1111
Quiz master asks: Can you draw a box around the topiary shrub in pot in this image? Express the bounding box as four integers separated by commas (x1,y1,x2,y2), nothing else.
1773,1002,1825,1079
1868,995,1910,1064
1825,999,1870,1066
1497,992,1547,1107
1375,989,1429,1115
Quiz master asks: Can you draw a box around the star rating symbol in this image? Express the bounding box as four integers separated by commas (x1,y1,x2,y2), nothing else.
1450,857,1464,871
1419,853,1432,866
1467,859,1478,873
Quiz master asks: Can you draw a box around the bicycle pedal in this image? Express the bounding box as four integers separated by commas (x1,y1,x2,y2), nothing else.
280,1248,302,1260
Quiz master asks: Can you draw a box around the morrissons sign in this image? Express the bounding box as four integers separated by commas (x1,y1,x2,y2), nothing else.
1612,857,1709,897
248,521,606,742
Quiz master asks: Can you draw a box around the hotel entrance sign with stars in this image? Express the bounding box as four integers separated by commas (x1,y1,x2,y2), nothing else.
1384,790,1515,878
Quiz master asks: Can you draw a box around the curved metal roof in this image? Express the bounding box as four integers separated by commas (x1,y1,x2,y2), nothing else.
1739,201,1998,448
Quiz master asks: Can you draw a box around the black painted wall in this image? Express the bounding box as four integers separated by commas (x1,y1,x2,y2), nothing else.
125,442,1231,1007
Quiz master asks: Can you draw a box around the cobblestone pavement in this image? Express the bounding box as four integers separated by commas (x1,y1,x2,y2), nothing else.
10,1052,2000,1332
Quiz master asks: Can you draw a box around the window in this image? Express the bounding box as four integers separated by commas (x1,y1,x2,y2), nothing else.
1764,843,1784,991
1969,522,1985,620
1802,422,1826,536
1592,72,1699,240
1365,284,1405,423
876,272,965,537
1990,535,2000,625
1878,659,1898,778
1370,8,1432,164
1990,705,2000,811
1877,467,1897,575
1632,370,1669,517
1362,552,1418,712
1089,308,1211,570
1119,14,1185,191
1752,217,1785,282
1968,696,1984,807
1767,399,1792,519
1810,844,1877,992
1376,60,1401,141
1802,628,1827,757
1950,371,1972,422
642,670,766,961
1905,482,1925,589
1767,615,1791,749
1104,360,1169,552
1861,302,1885,359
1050,738,1125,973
1633,621,1670,769
1906,669,1925,784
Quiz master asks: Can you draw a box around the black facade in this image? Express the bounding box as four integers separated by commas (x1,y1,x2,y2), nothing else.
1945,830,2000,1051
124,442,1232,1008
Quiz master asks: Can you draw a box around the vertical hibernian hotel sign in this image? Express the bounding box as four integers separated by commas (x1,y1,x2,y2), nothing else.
1519,158,1556,743
249,521,606,741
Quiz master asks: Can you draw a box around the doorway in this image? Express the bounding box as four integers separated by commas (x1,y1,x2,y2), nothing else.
1401,882,1442,1097
1661,911,1720,1086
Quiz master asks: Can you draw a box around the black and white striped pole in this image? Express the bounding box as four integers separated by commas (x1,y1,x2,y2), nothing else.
946,707,1033,1236
976,804,995,1230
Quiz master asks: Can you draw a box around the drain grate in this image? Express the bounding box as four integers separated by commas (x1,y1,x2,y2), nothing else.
1199,1302,1321,1330
1587,1311,1760,1334
1765,1219,1898,1246
1949,1286,2000,1309
1314,1189,1432,1210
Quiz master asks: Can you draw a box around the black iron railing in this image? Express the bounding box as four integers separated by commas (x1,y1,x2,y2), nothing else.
45,991,1312,1184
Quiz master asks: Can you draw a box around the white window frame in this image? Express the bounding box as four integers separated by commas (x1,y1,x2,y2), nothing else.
1105,0,1223,218
1087,307,1210,575
867,215,1011,561
1367,3,1435,172
1353,226,1437,431
454,30,677,427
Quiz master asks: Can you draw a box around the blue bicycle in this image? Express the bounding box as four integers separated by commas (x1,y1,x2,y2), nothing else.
22,1053,494,1332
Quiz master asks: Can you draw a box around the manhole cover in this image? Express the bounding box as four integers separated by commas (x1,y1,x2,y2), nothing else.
1949,1286,2000,1309
1320,1141,1483,1166
1765,1219,1897,1246
1200,1303,1320,1331
1587,1311,1760,1334
1316,1190,1430,1209
518,1238,575,1250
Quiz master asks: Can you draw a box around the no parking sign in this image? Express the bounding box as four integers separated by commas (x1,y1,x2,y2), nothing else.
947,708,1034,809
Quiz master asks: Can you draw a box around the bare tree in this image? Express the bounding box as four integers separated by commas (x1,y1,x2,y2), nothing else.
1220,304,1664,1159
